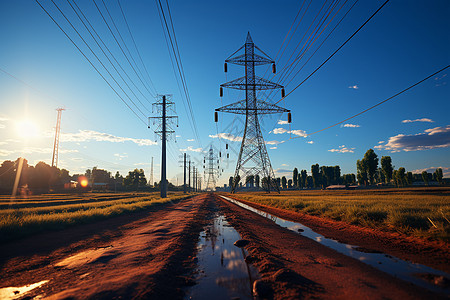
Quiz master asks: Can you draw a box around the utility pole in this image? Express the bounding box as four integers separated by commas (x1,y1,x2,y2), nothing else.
216,33,290,193
52,108,65,168
183,153,187,193
149,156,154,187
188,160,191,193
149,95,178,198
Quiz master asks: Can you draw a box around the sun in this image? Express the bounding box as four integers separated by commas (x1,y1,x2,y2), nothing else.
16,120,39,138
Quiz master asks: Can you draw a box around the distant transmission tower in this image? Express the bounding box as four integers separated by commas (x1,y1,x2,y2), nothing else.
149,95,178,197
52,108,65,168
215,33,290,193
149,156,154,186
204,146,219,191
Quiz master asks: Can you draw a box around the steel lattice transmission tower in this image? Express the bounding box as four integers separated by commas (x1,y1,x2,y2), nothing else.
52,108,65,168
204,146,219,191
215,33,290,193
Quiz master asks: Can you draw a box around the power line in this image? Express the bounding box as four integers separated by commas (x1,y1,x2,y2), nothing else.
35,0,147,125
97,0,156,98
156,0,203,149
275,0,389,105
117,0,158,95
67,0,151,114
290,64,449,138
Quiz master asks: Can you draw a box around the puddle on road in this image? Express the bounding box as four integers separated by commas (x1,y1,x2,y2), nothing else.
186,213,259,300
220,195,450,294
0,280,48,300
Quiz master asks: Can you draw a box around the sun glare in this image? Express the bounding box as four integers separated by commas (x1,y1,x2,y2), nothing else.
16,120,39,138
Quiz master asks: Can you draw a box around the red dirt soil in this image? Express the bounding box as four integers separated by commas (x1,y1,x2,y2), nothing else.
0,194,211,299
1,193,448,299
216,194,447,299
219,193,450,273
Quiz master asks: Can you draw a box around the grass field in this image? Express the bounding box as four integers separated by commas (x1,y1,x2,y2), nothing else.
0,192,192,242
229,188,450,241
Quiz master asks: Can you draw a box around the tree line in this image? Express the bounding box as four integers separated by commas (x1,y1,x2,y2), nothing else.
0,157,173,194
231,149,444,190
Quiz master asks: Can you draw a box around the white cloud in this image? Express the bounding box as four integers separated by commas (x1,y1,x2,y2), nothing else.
290,129,307,137
0,147,78,156
187,139,195,142
0,124,5,129
328,145,355,153
401,118,434,124
378,140,385,144
348,85,359,89
134,162,150,166
307,141,314,144
277,120,289,125
411,166,450,178
0,117,8,121
281,164,289,167
274,168,292,176
273,128,288,134
54,130,157,146
341,123,360,128
376,125,450,152
114,153,128,160
179,146,203,153
273,128,307,137
0,149,14,156
269,146,277,150
209,133,242,142
265,140,285,145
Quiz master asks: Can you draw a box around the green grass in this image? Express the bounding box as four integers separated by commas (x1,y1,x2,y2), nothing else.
228,188,450,242
0,192,193,242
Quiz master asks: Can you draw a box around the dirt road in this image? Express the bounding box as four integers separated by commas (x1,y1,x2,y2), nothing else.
0,194,211,299
0,193,447,299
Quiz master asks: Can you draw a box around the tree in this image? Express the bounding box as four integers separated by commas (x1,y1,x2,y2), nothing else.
356,159,368,185
422,171,429,186
300,170,307,188
281,176,287,189
306,176,313,188
124,169,147,188
245,175,254,187
381,156,393,184
397,167,406,187
435,168,443,185
288,179,293,189
255,174,260,188
406,172,413,186
293,168,298,188
363,149,378,184
333,166,341,184
311,164,320,188
0,160,16,190
229,176,234,189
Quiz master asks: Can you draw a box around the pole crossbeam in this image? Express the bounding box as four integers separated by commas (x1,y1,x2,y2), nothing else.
216,32,289,193
221,76,283,90
216,99,289,115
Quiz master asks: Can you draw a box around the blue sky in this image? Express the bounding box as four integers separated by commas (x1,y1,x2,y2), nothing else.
0,0,449,185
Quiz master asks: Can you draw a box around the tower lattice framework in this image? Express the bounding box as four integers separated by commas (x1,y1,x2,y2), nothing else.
204,146,219,191
216,33,289,193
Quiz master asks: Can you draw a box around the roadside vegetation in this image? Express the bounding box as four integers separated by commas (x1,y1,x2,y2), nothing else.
0,192,191,242
231,188,450,242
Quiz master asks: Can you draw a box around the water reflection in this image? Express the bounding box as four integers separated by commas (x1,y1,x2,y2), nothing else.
0,280,48,300
186,214,259,300
220,195,450,294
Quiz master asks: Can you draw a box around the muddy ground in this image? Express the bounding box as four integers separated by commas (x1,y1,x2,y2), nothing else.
0,193,448,299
